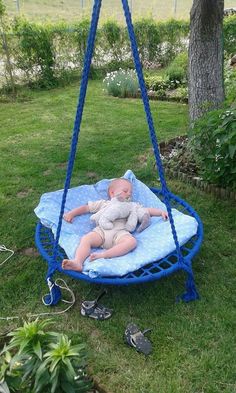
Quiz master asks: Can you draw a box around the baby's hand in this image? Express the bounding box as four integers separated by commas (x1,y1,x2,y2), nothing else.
63,212,74,223
161,211,168,220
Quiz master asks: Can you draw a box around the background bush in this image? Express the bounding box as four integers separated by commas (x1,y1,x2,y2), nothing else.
223,15,236,55
0,15,236,91
191,107,236,190
224,61,236,104
13,18,57,88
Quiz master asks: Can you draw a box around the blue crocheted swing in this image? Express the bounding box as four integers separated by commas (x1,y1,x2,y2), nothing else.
35,0,203,305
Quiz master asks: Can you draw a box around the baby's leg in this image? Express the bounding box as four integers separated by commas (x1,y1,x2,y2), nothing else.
62,232,103,272
90,234,137,261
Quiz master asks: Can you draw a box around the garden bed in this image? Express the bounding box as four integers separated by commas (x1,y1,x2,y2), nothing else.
159,136,236,201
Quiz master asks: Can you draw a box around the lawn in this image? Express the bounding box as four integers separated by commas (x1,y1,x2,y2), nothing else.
4,0,236,22
0,80,236,393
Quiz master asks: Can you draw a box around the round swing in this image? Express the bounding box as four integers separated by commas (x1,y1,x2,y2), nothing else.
35,0,203,304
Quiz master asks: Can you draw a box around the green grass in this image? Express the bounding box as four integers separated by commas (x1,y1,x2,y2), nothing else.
0,80,236,393
4,0,236,22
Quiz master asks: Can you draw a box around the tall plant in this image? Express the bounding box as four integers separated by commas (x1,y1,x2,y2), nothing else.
0,319,92,393
0,0,16,95
13,18,57,88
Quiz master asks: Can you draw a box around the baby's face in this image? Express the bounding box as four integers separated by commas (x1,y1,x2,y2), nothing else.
109,179,132,200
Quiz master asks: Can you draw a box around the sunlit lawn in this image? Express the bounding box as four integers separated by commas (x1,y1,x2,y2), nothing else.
0,80,235,393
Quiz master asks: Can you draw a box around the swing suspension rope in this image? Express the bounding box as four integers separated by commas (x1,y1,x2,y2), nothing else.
49,0,196,289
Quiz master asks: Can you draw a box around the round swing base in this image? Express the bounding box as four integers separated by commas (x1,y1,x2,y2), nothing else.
35,188,203,286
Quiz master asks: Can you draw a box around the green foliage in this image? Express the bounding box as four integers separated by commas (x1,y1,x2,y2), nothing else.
0,0,6,17
225,61,236,104
166,64,186,85
165,52,188,85
170,86,188,103
191,107,236,189
13,18,57,88
101,20,125,62
144,74,170,91
168,51,188,74
0,319,92,393
223,15,236,55
133,18,162,64
158,19,189,65
103,68,139,98
144,74,173,99
6,319,57,356
0,16,236,92
73,19,90,64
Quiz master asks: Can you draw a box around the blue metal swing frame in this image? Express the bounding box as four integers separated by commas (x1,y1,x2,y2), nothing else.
35,0,203,303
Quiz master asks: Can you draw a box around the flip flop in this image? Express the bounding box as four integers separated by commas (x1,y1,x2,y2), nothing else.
124,323,152,355
81,289,113,321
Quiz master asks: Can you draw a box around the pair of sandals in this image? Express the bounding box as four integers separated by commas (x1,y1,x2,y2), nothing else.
81,289,152,355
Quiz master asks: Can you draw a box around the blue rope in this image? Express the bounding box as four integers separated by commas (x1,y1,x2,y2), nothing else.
47,0,199,302
121,0,185,265
47,0,102,280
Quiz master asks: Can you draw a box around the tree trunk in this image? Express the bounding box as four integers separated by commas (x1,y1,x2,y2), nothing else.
188,0,224,123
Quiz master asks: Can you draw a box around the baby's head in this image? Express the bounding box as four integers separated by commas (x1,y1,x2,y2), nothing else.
108,178,132,200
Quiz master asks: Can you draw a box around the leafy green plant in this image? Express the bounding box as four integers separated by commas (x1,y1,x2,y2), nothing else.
35,334,90,393
191,107,236,189
103,68,139,98
0,319,92,393
155,88,166,100
223,15,236,55
168,86,188,103
144,74,170,91
133,18,162,64
170,52,188,70
224,61,236,104
13,18,57,88
165,64,186,86
101,20,124,62
0,0,16,96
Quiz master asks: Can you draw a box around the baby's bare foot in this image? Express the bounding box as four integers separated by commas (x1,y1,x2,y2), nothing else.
62,259,83,272
89,252,105,261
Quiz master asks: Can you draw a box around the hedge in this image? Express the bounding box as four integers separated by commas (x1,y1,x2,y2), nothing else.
0,15,236,90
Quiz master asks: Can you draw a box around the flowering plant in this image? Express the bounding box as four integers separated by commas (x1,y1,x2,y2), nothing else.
103,68,139,98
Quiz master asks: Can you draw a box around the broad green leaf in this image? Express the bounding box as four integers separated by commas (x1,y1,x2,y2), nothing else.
33,341,42,360
229,144,236,159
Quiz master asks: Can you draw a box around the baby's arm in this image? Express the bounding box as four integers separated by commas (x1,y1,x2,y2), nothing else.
147,208,168,221
63,205,89,223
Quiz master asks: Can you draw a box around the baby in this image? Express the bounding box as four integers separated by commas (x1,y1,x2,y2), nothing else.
62,178,168,272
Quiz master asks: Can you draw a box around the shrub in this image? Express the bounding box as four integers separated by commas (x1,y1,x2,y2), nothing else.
74,18,91,63
144,74,170,91
166,64,186,86
0,319,92,393
13,18,57,88
103,68,139,98
191,107,236,189
1,16,236,92
133,18,162,64
223,15,236,55
169,52,188,74
224,61,236,104
155,88,167,99
101,20,125,62
158,19,189,65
